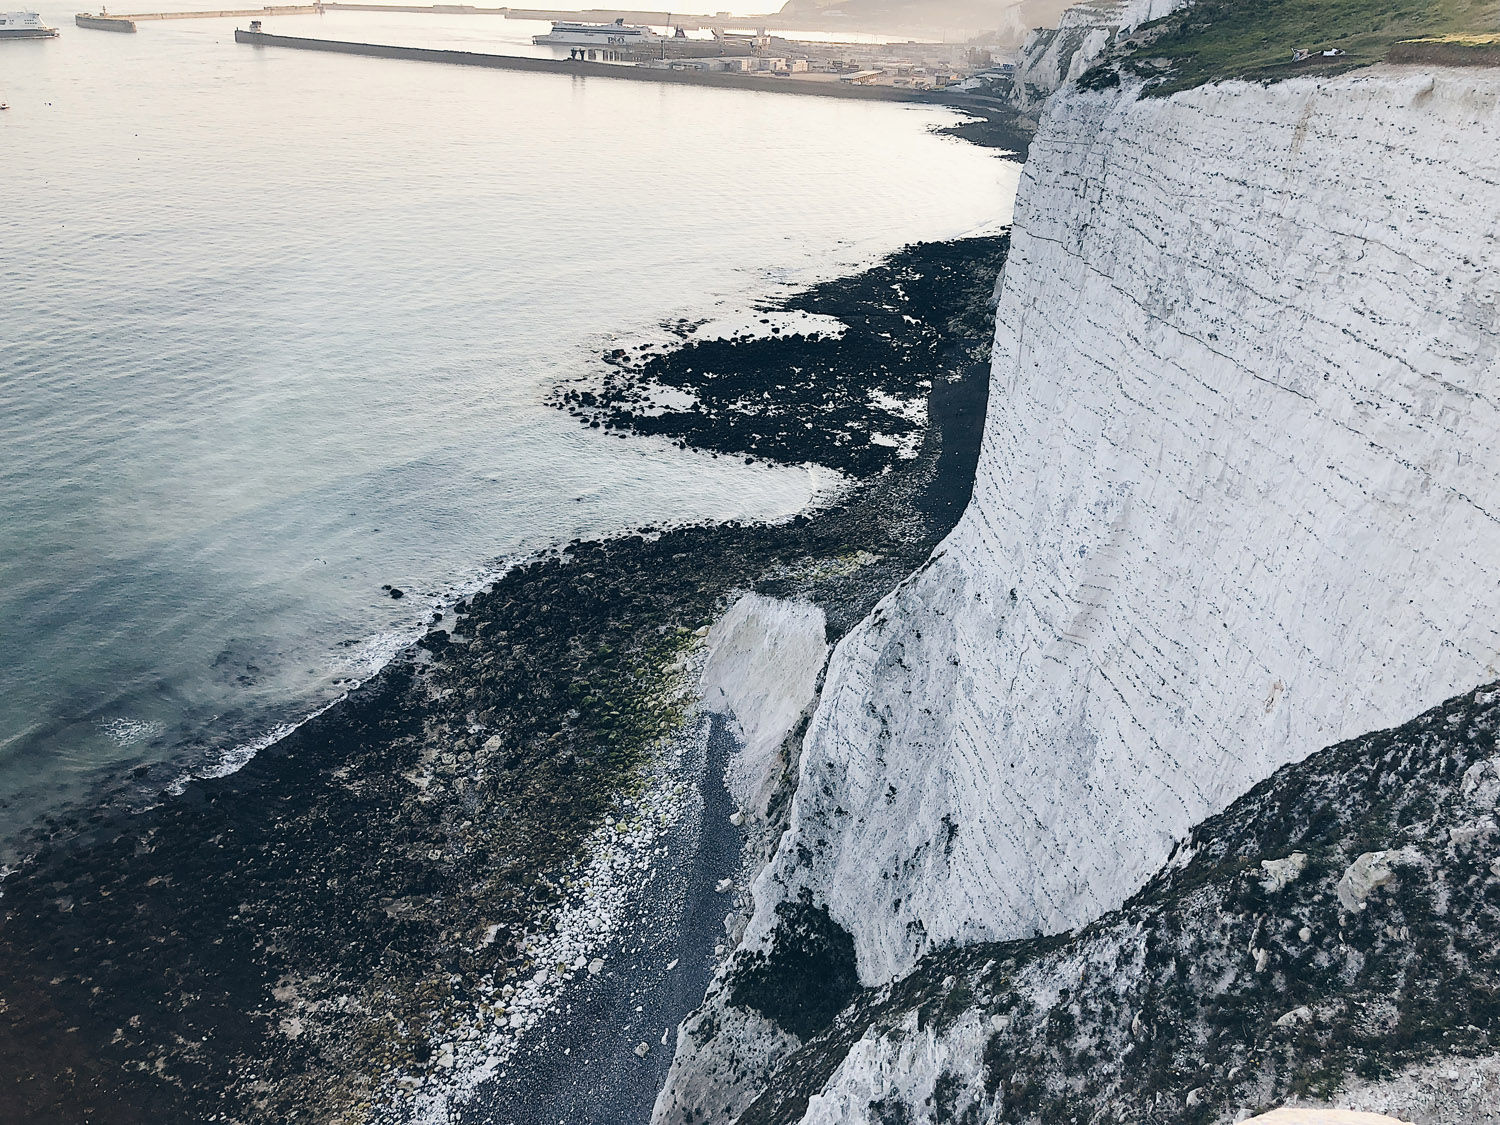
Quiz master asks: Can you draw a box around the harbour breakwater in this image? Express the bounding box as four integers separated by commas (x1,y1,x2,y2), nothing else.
232,29,936,101
112,4,766,29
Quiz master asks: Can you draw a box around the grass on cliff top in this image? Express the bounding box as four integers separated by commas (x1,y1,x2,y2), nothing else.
1123,0,1500,94
1402,26,1500,35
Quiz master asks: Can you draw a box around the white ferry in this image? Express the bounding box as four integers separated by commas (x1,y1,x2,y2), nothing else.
533,17,657,46
0,11,59,37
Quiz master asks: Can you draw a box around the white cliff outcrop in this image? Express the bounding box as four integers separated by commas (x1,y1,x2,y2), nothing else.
1009,0,1177,113
699,594,828,829
658,59,1500,1125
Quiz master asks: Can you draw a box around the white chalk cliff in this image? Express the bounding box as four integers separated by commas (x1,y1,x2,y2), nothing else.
699,593,828,831
1009,0,1177,113
657,43,1500,1125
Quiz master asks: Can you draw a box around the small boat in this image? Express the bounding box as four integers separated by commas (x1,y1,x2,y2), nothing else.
0,11,60,38
533,17,657,46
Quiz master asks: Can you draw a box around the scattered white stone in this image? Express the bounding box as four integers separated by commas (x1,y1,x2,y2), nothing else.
1298,926,1313,943
1186,1087,1205,1108
1337,851,1400,913
666,959,679,971
1462,759,1500,807
1253,947,1271,973
1242,1111,1415,1125
1259,852,1308,893
728,812,745,827
403,699,718,1107
634,1041,650,1058
1275,1006,1312,1028
1450,824,1482,846
724,912,748,943
715,878,734,893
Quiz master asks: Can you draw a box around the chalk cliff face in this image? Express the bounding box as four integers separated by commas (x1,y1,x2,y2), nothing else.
657,60,1500,1124
761,60,1500,985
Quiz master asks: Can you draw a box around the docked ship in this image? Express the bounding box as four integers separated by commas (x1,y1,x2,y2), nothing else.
76,11,137,30
0,11,59,37
533,17,657,46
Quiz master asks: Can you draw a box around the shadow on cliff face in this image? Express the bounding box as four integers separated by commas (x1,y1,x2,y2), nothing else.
729,897,861,1040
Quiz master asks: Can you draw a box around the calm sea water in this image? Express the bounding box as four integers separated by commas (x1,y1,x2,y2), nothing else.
0,6,1018,855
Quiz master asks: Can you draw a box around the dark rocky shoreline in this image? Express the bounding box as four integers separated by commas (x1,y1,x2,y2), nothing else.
553,236,1009,478
0,233,1007,1125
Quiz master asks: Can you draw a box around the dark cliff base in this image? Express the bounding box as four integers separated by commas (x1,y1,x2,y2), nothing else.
0,234,1006,1125
734,682,1500,1125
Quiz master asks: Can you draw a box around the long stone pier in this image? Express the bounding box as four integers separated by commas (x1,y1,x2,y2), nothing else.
232,29,936,100
115,3,320,19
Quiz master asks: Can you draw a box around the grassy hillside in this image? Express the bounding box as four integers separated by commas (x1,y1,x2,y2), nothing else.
1112,0,1499,94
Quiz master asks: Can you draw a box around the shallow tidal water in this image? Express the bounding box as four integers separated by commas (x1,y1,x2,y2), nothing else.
0,6,1017,853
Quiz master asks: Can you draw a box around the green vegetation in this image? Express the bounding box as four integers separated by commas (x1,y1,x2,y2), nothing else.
1403,26,1500,36
1112,0,1499,95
